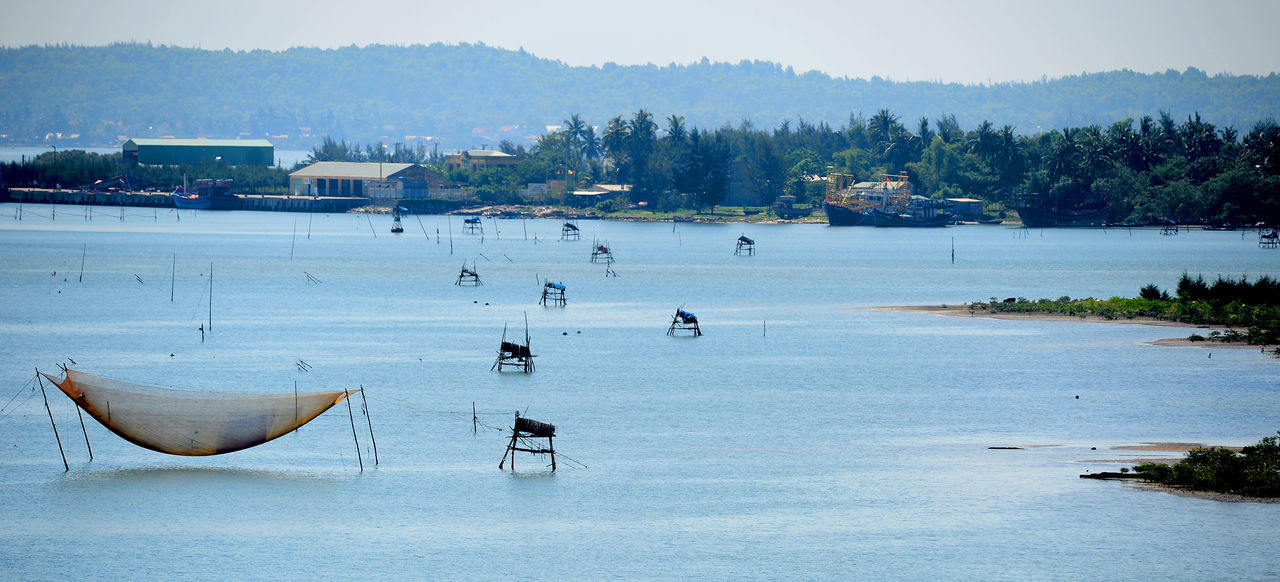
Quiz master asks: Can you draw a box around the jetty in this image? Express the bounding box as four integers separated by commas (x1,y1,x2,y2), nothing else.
7,188,370,213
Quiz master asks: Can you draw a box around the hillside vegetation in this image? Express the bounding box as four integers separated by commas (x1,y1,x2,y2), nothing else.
1,43,1277,150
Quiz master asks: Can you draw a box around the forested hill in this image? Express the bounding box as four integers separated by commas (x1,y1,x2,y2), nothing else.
1,42,1277,149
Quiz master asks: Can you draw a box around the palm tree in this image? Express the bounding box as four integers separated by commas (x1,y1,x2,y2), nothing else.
581,126,603,162
581,126,603,181
1048,128,1078,186
602,116,628,182
967,120,997,161
916,117,934,146
1077,125,1112,184
869,109,900,149
666,114,687,145
563,113,588,186
625,109,658,197
993,125,1025,189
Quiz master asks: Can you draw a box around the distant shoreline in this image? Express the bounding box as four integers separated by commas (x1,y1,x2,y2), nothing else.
874,304,1261,349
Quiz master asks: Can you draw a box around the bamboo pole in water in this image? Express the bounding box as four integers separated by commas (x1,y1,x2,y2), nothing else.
344,389,363,472
75,399,93,462
415,215,429,239
37,370,68,472
360,387,378,465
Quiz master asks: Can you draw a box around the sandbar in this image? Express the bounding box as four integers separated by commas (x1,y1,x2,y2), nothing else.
873,305,1261,348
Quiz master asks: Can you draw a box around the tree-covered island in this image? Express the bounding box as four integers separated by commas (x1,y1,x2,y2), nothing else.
970,273,1280,352
1083,433,1280,500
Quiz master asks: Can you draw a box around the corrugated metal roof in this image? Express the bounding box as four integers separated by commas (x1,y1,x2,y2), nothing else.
123,138,274,148
464,150,514,158
289,161,416,179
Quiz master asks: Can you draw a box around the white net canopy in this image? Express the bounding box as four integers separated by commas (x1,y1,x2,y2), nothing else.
41,369,350,456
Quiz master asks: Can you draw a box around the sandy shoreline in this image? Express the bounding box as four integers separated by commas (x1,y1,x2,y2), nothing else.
873,304,1265,349
994,442,1276,503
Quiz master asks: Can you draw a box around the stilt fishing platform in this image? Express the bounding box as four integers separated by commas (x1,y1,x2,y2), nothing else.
1260,228,1278,248
561,220,580,241
540,280,566,306
498,412,556,471
667,307,702,336
591,239,614,263
735,235,755,256
456,261,482,286
492,316,535,373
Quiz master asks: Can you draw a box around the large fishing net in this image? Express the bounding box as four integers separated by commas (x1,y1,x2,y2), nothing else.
41,369,349,456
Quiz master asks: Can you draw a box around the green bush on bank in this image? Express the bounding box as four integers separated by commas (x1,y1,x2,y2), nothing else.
1134,433,1280,497
977,274,1280,344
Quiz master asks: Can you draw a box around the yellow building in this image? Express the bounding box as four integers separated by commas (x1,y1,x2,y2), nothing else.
445,150,519,173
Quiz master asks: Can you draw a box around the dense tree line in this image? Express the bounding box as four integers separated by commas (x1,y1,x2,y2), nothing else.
1,43,1277,152
312,108,1279,224
0,150,290,194
6,107,1278,225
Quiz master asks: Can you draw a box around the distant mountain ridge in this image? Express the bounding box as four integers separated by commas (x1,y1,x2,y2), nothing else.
0,42,1276,149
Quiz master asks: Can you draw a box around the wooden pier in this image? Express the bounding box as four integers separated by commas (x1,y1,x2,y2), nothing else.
6,188,369,213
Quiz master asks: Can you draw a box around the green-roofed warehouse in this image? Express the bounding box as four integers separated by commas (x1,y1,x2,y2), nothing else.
122,138,274,166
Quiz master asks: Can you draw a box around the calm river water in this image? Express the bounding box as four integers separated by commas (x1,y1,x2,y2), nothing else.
1,204,1278,580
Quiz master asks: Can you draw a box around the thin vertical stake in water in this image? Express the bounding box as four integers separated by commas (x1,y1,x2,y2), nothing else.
416,215,429,239
37,371,68,472
359,387,378,465
75,401,93,461
344,390,363,472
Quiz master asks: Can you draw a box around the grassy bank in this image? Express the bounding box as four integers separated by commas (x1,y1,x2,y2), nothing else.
1131,432,1280,498
971,274,1280,348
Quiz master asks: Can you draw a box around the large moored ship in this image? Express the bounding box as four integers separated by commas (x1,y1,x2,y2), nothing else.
824,173,950,227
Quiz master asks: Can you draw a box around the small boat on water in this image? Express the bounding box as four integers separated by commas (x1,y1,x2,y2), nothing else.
172,178,238,210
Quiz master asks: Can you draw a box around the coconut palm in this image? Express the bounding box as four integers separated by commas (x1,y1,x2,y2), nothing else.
869,109,900,149
562,113,588,186
967,120,998,161
1048,128,1078,185
602,116,628,181
916,117,934,147
666,114,687,145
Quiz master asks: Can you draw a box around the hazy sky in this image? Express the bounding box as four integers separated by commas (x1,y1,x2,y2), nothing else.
6,0,1277,84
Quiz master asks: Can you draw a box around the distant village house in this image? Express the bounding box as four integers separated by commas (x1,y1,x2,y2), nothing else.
445,149,518,173
288,161,448,201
